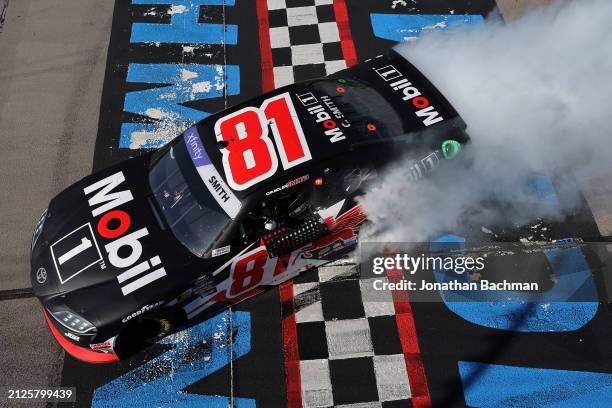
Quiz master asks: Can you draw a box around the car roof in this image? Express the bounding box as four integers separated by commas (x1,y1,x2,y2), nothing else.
189,51,464,201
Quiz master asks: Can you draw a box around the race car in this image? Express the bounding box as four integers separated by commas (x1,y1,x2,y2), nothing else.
30,50,470,363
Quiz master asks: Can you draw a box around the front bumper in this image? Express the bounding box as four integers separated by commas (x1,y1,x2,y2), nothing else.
43,310,118,364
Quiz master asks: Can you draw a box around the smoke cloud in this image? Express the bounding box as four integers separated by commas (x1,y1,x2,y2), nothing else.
359,0,612,241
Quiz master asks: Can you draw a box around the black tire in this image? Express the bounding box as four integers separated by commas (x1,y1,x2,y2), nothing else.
115,307,184,359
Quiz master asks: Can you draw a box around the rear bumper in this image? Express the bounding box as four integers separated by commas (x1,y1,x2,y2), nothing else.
43,310,118,364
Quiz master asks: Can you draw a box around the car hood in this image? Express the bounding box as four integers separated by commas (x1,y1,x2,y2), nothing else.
31,154,195,328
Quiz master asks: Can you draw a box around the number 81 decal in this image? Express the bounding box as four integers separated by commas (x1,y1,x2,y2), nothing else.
214,93,312,191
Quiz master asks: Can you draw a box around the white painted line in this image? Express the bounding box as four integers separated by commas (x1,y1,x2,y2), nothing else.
359,278,396,317
300,359,334,407
273,66,294,87
286,6,319,26
291,43,325,65
325,60,347,75
373,354,411,402
325,318,374,360
318,22,341,43
269,26,291,48
294,282,323,323
267,0,286,11
318,264,355,282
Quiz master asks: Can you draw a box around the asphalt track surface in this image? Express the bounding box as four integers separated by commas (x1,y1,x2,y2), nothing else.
0,1,113,407
0,0,611,407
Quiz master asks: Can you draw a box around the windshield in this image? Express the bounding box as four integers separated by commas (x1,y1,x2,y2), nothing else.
311,79,404,138
149,139,231,257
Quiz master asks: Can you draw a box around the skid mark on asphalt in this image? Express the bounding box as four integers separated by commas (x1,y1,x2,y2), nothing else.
0,0,8,34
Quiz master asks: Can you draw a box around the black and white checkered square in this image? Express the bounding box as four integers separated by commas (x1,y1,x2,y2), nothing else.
292,263,413,407
267,0,347,87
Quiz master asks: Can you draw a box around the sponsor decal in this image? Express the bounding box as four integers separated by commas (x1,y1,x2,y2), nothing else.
407,151,440,182
90,339,114,351
64,332,80,341
36,267,47,284
121,301,165,323
185,130,208,167
296,92,318,106
211,245,231,257
184,127,242,218
82,171,167,296
373,64,444,127
303,98,349,144
320,95,350,125
373,64,403,81
50,223,103,284
208,176,232,203
266,175,310,196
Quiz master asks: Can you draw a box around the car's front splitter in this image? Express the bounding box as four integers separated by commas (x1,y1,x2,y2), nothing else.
43,309,118,364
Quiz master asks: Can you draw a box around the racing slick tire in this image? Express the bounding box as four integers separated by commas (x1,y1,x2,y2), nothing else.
114,307,185,359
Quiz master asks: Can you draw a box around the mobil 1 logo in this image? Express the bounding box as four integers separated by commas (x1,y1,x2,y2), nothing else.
50,223,103,284
373,65,402,81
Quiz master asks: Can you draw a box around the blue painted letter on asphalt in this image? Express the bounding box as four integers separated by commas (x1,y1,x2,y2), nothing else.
120,63,240,149
131,0,237,45
429,175,598,332
92,310,253,408
370,13,483,42
459,361,612,407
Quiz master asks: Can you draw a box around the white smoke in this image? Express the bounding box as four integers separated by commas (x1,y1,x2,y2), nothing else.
360,0,612,241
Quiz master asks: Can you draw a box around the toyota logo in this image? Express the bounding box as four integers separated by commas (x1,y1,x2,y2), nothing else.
36,267,47,284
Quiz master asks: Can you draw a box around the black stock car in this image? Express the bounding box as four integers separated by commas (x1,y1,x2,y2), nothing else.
30,51,469,363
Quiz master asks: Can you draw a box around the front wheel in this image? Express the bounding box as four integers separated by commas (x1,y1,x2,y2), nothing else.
115,308,184,359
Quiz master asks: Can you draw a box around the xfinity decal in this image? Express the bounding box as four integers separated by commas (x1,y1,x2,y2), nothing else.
83,171,167,296
184,127,242,218
121,301,164,323
185,131,208,167
373,64,444,126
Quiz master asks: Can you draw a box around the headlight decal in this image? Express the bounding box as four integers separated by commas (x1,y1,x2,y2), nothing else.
49,309,97,334
31,208,48,250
